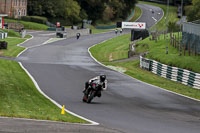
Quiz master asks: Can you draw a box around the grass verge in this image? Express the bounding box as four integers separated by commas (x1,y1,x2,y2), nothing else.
90,33,200,100
129,6,142,22
5,18,48,30
136,33,200,73
90,34,131,61
104,60,200,100
0,38,26,57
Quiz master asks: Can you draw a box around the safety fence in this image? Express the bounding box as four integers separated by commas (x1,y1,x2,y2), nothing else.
182,21,200,54
140,56,200,90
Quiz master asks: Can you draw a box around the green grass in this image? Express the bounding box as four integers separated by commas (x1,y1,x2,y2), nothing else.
138,1,179,31
1,29,21,37
92,28,114,34
104,60,200,100
90,34,131,61
136,33,200,73
129,6,142,22
89,25,114,34
5,19,48,30
0,38,26,57
0,59,88,123
89,33,200,100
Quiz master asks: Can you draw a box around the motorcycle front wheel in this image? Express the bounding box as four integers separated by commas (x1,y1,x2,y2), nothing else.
87,91,95,103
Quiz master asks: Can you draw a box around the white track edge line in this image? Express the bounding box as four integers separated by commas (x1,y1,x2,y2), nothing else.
17,35,34,57
88,40,200,103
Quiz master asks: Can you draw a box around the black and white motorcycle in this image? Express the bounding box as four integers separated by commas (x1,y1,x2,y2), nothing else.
82,75,107,103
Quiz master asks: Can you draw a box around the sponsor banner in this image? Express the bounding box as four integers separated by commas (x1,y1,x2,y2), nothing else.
122,22,146,29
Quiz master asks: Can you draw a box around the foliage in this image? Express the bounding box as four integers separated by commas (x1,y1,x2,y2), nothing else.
168,21,180,32
21,16,48,24
27,0,137,25
4,18,48,30
77,0,137,23
187,0,200,21
28,0,81,25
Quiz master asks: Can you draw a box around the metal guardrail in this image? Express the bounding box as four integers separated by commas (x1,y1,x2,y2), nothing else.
140,56,200,89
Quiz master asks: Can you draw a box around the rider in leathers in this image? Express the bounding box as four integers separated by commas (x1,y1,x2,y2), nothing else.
83,74,107,100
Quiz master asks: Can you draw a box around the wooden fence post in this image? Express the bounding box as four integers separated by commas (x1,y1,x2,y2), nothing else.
184,43,186,56
189,40,191,56
175,35,176,48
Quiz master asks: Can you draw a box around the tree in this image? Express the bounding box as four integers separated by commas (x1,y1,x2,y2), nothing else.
65,0,81,24
187,0,200,21
28,0,81,25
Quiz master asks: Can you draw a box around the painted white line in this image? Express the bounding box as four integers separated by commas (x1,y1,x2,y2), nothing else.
27,31,44,34
17,35,34,57
39,33,56,36
88,40,200,103
0,116,98,125
18,62,99,125
17,35,34,47
152,17,157,22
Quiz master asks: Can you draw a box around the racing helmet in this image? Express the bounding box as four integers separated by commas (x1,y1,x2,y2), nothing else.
100,74,106,82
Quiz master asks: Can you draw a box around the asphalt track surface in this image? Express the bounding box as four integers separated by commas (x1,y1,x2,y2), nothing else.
1,4,200,133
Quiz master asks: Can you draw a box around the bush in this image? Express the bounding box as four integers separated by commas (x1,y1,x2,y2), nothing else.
2,29,21,37
21,16,48,24
168,21,180,32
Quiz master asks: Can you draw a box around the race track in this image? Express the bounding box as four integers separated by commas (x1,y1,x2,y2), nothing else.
16,4,200,133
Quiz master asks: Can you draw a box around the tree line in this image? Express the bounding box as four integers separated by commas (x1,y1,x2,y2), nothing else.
27,0,137,25
186,0,200,22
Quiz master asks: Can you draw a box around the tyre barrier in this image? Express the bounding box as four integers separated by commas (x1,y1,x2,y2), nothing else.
0,41,8,49
0,32,8,39
140,56,200,89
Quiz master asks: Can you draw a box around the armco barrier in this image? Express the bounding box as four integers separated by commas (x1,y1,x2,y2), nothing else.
140,56,200,89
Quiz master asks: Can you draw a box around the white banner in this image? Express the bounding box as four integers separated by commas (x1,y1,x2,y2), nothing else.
122,22,146,29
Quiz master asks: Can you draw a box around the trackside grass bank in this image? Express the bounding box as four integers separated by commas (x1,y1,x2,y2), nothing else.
0,37,88,123
90,34,200,100
136,34,200,73
90,34,131,62
5,19,48,31
0,38,25,57
0,35,32,57
129,6,142,22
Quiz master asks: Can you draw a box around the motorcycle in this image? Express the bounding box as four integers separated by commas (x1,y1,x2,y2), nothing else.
83,80,102,103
